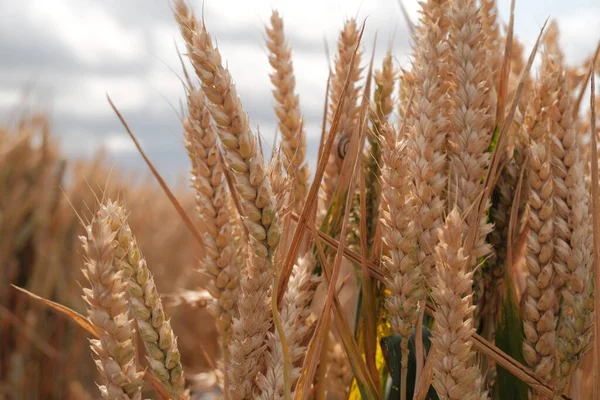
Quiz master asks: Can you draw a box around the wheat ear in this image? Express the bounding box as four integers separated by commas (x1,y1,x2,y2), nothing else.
447,0,495,327
380,123,424,398
98,202,188,399
183,83,239,352
365,51,397,236
521,66,557,387
320,19,363,215
174,3,280,398
257,253,320,399
80,210,143,400
266,10,310,213
405,0,450,279
431,208,487,400
447,0,495,260
541,44,595,389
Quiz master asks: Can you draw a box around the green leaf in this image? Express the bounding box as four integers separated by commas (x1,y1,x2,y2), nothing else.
494,263,528,400
380,327,438,400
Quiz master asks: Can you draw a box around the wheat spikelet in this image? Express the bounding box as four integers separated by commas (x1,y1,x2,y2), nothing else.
80,211,143,400
98,202,189,399
479,0,502,89
257,254,319,399
405,0,450,279
431,208,487,400
398,69,415,125
266,10,310,213
320,19,363,215
371,52,396,124
174,3,280,398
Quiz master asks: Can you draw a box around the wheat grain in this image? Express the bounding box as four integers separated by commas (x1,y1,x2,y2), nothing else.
80,211,144,400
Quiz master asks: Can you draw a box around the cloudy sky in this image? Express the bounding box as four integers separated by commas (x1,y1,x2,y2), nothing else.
0,0,599,183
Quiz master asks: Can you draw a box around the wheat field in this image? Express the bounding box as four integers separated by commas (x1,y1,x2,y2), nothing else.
1,0,600,399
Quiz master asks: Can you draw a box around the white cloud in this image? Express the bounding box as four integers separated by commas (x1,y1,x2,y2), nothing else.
0,89,21,110
559,8,600,64
26,0,145,67
104,133,137,153
1,0,599,182
53,74,149,118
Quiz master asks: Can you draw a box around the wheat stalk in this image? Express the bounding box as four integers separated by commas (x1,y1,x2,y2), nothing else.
431,208,487,400
266,10,310,214
80,210,144,400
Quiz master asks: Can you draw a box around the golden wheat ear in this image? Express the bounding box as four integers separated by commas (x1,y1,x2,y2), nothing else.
80,209,144,400
320,18,363,220
97,201,190,399
174,2,281,398
265,10,310,214
183,80,239,394
431,208,487,400
380,123,423,400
